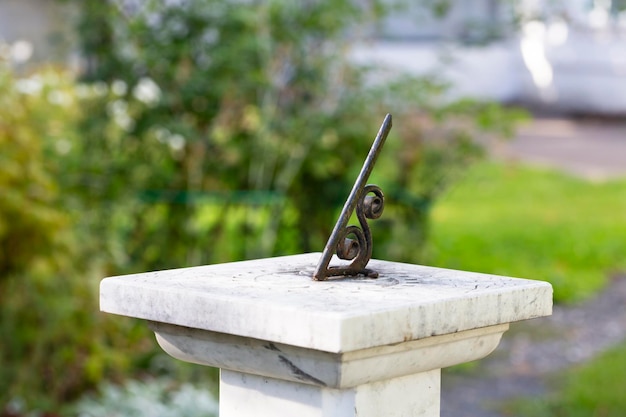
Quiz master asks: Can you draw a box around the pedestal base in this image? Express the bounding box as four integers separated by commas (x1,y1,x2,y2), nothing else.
220,369,440,417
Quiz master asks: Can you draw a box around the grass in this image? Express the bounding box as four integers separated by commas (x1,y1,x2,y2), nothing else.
503,341,626,417
430,161,626,415
426,161,626,303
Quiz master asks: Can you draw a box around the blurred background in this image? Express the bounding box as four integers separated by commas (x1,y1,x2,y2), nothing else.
1,0,625,416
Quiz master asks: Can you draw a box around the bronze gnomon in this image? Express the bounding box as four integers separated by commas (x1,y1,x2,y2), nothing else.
313,114,392,281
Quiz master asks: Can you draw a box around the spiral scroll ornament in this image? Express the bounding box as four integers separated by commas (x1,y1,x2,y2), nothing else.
331,185,384,277
313,114,392,281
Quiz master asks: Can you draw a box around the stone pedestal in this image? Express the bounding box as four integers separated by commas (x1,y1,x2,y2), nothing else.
100,253,552,417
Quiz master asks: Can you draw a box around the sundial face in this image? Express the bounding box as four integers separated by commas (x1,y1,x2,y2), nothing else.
252,259,480,292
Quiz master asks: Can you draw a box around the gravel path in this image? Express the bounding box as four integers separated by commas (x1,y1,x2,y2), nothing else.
440,275,626,416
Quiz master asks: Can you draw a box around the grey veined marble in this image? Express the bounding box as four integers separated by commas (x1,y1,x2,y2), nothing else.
100,253,552,417
100,253,552,353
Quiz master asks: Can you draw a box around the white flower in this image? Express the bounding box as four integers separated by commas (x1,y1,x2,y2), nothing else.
92,81,109,97
47,90,72,106
133,77,161,106
10,40,33,64
15,77,42,95
111,80,128,96
167,133,185,152
153,127,185,152
75,82,109,98
107,99,134,131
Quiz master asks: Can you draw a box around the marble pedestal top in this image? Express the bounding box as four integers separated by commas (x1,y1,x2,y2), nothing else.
100,253,552,353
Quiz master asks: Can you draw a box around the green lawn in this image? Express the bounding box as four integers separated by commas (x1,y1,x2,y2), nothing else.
504,341,626,417
426,162,626,303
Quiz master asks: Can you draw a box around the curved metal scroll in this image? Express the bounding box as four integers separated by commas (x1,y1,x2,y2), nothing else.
313,114,392,281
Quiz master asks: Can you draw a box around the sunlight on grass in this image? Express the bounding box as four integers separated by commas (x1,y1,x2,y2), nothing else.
427,162,626,303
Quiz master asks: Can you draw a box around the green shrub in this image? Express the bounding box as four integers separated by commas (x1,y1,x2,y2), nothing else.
0,63,72,278
0,55,155,413
73,378,218,417
68,0,525,274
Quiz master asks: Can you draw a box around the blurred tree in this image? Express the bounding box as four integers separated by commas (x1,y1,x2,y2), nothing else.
68,0,524,273
68,0,384,272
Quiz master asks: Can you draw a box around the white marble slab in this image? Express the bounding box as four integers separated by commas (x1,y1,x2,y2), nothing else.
100,253,552,353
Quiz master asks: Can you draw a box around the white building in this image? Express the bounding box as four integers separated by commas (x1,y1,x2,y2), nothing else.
2,0,626,114
359,0,626,114
0,0,75,64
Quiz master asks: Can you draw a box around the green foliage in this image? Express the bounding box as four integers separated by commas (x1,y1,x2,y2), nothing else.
427,162,626,303
73,378,218,417
67,0,525,274
0,57,156,412
505,343,626,417
0,63,70,278
68,0,383,272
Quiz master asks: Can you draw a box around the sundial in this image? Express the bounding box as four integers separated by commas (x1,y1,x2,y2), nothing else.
99,112,553,417
313,113,392,280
